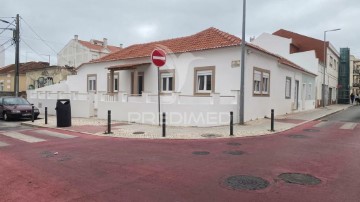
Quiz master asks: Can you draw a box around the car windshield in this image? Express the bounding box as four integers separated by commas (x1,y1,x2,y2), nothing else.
3,97,30,105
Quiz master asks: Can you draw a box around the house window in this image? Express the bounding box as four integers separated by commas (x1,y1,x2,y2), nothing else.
285,77,291,99
253,67,270,96
194,67,215,95
160,70,175,93
107,73,119,92
0,82,4,91
87,75,97,92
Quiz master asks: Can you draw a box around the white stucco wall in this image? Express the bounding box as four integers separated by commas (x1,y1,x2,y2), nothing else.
57,39,104,68
36,45,316,126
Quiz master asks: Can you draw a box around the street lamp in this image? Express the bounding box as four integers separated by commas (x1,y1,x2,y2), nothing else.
322,28,340,108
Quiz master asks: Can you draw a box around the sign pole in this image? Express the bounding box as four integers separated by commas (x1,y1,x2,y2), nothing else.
151,49,166,127
158,68,161,126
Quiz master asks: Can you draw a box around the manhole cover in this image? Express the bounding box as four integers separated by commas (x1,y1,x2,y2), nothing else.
201,134,222,138
223,151,245,155
278,173,321,185
287,134,310,139
40,151,55,158
303,129,320,132
192,151,210,155
227,142,241,146
224,175,269,190
133,131,145,135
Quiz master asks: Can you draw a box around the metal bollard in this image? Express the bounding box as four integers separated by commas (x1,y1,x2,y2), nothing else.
230,111,234,136
162,112,166,137
31,106,34,122
107,110,112,134
271,109,275,132
45,107,48,124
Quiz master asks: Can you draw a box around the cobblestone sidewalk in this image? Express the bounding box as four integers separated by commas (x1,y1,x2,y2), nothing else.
22,104,351,139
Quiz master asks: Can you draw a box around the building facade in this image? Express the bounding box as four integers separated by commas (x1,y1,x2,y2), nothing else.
28,28,316,126
57,35,121,68
26,66,75,90
273,29,340,107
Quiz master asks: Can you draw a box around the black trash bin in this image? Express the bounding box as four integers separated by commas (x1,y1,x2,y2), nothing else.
55,99,71,127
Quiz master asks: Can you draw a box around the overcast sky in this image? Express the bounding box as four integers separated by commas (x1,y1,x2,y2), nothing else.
0,0,359,66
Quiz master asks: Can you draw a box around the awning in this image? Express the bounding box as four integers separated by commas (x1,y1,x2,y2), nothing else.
106,62,151,71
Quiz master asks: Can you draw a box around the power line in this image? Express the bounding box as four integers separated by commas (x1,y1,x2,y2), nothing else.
20,17,59,55
21,39,47,61
0,43,14,53
0,19,15,35
0,38,13,47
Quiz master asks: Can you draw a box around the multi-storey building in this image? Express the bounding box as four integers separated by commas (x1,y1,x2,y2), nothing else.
57,35,122,68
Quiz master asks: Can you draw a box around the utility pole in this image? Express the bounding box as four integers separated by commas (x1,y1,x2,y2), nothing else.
14,14,20,97
239,0,246,125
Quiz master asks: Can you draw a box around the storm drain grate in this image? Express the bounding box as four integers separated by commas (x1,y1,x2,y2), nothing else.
278,173,321,185
133,131,145,135
192,151,210,155
201,134,222,138
223,151,245,156
224,175,269,190
227,142,242,146
287,134,310,139
303,129,320,132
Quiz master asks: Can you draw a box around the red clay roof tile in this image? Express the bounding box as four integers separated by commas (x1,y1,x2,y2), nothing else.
78,40,121,53
81,27,315,76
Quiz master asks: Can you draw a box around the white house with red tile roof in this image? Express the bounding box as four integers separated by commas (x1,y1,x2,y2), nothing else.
29,28,316,126
57,35,122,68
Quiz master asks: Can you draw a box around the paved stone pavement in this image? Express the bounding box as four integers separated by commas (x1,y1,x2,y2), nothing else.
21,104,352,139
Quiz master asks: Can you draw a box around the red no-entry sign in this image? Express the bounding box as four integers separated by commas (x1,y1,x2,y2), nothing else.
151,49,166,67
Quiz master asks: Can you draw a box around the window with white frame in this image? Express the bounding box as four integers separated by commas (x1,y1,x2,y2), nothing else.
253,67,270,96
285,77,291,99
253,70,261,94
87,75,97,92
195,67,215,94
161,72,174,93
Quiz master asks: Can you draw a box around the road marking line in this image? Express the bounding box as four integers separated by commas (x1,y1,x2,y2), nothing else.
0,141,9,147
34,130,76,139
340,123,357,130
314,122,328,128
1,132,46,143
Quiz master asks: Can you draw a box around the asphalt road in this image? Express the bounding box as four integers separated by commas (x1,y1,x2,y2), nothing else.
0,107,360,202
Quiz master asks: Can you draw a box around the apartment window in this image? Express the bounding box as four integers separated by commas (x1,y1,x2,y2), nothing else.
87,74,97,92
285,77,291,99
253,67,270,96
160,70,175,93
0,82,4,91
194,67,215,95
329,56,333,67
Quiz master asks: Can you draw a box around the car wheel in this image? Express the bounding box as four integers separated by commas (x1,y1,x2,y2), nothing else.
3,113,9,121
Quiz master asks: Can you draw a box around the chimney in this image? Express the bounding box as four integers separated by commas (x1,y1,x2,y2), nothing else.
103,38,108,47
74,35,78,42
119,44,123,48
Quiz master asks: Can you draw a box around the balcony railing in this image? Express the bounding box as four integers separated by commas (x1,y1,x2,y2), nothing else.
353,83,360,87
